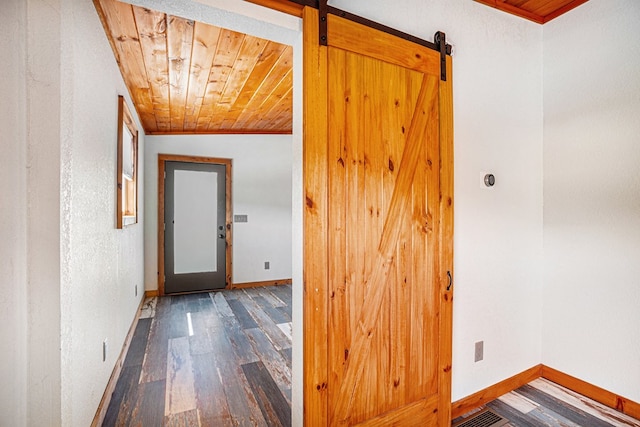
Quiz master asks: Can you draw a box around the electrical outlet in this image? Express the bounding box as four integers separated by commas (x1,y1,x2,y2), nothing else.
264,261,270,270
475,341,484,362
103,339,108,362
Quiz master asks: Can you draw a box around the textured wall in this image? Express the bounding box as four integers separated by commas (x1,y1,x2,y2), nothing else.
26,0,63,424
0,0,28,424
144,135,293,285
542,0,640,402
58,0,146,425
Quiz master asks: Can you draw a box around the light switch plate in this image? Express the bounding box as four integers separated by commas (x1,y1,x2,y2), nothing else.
234,214,248,223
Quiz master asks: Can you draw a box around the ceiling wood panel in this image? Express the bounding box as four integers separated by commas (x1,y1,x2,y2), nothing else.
183,22,221,132
231,45,293,131
94,0,293,135
167,16,194,132
133,7,170,132
474,0,589,24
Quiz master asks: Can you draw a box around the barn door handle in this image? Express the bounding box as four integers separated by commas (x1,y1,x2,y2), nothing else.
446,271,453,291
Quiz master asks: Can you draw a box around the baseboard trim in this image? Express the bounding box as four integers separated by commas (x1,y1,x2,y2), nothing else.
90,296,146,427
230,278,292,289
145,289,159,297
451,364,543,418
541,365,640,421
451,364,640,421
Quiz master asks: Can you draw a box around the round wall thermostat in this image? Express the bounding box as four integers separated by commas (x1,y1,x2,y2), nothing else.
484,174,495,187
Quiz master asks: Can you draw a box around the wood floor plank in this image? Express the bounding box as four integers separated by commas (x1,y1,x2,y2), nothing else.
227,298,259,330
184,293,204,313
498,390,540,414
188,310,214,355
211,291,235,317
255,286,287,308
128,379,166,426
530,378,640,427
168,300,189,339
190,304,266,425
487,399,545,427
269,284,292,307
236,291,290,351
164,408,200,427
102,365,140,427
165,336,197,416
252,295,290,324
242,361,292,427
517,384,616,427
276,305,292,321
222,288,240,300
200,295,259,365
280,347,292,366
277,322,292,341
123,317,152,368
216,358,267,426
244,327,291,395
219,313,261,365
192,352,234,426
526,407,582,427
140,296,171,383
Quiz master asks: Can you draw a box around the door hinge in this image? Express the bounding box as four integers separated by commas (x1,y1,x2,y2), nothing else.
164,171,166,179
163,223,165,231
434,31,452,82
319,0,328,46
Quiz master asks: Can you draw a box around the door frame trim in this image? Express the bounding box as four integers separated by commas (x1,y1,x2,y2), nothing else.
157,154,233,295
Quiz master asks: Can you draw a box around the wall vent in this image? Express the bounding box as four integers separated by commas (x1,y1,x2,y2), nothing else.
453,409,508,427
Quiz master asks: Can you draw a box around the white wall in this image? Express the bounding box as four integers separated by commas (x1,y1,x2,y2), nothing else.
144,135,292,286
542,0,640,402
59,1,147,425
22,0,64,424
0,0,28,424
330,0,544,400
0,0,146,425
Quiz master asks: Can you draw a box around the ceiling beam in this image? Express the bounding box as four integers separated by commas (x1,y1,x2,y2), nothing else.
244,0,305,18
474,0,589,24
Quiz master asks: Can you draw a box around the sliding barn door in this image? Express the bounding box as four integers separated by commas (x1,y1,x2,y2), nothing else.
303,7,454,427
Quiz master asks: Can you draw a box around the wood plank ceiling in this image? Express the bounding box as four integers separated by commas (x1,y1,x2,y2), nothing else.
94,0,293,135
474,0,589,24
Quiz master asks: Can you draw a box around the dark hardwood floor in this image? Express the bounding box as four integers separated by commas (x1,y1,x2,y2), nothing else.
103,285,292,427
454,378,640,427
104,283,640,427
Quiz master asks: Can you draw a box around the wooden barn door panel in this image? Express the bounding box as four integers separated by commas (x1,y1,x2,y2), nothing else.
303,7,453,426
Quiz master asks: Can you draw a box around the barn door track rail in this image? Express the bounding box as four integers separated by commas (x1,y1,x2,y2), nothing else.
287,0,452,80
